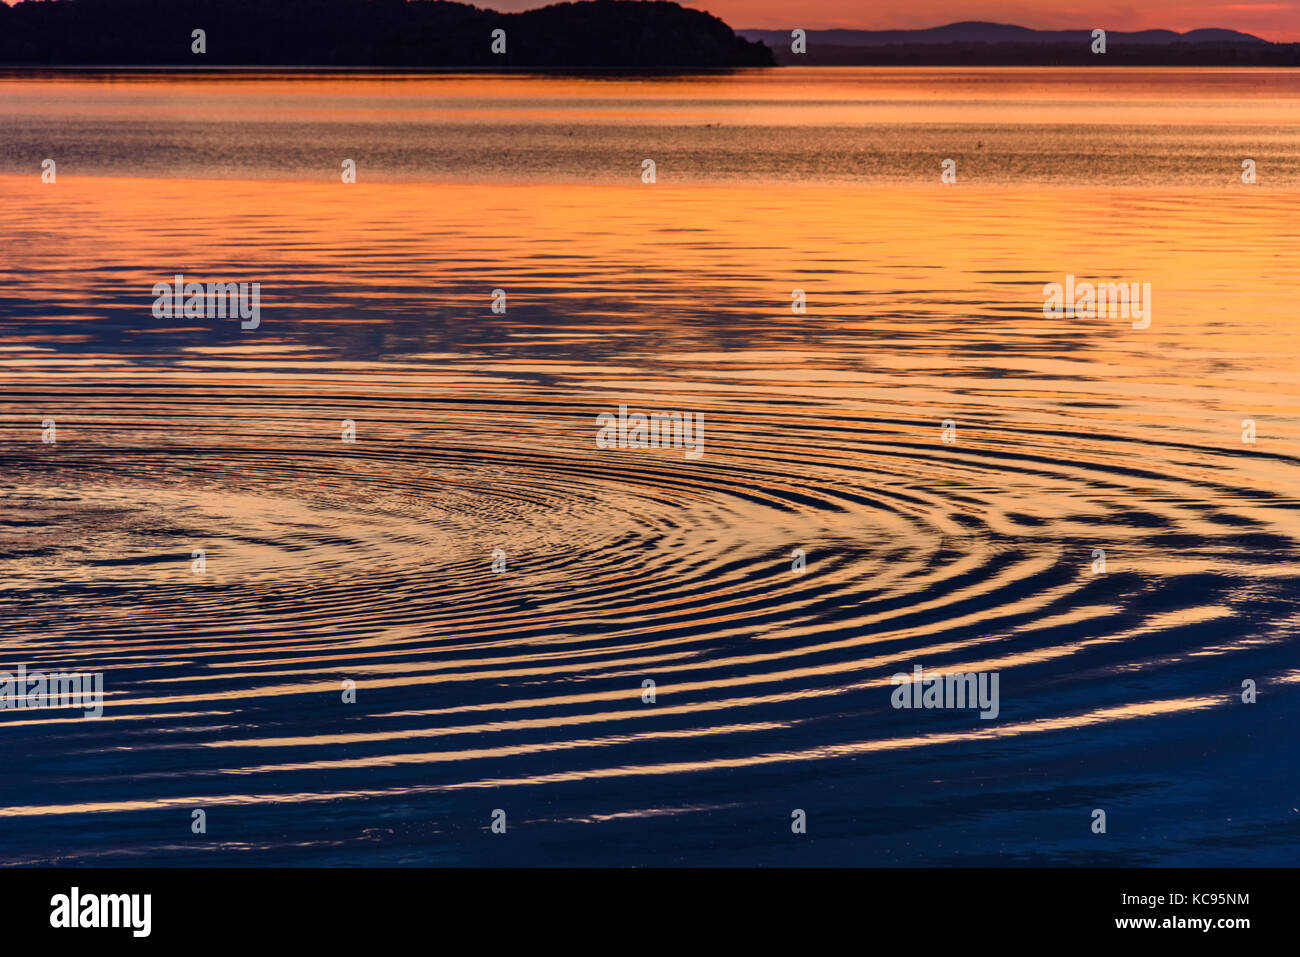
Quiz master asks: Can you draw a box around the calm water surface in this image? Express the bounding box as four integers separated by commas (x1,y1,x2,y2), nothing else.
0,68,1298,865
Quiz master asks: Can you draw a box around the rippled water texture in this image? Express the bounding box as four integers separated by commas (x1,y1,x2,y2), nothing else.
1,68,1298,865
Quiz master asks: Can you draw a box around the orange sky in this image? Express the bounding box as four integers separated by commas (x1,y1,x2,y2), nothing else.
493,0,1300,43
1,0,1296,41
709,0,1300,41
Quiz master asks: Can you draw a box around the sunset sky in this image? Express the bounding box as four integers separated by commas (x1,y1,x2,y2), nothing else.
1,0,1297,39
484,0,1300,42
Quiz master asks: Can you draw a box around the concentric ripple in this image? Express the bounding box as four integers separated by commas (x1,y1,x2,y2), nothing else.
4,348,1300,864
2,73,1300,863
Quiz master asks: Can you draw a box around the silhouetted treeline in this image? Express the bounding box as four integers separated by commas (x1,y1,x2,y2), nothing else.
0,0,774,68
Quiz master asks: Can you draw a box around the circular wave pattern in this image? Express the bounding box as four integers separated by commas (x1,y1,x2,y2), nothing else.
2,170,1299,864
3,377,1299,864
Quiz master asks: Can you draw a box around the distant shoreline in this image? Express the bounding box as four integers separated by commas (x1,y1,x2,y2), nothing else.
746,47,1300,67
0,65,771,75
1,64,1295,74
0,0,773,69
3,2,1295,69
740,24,1299,66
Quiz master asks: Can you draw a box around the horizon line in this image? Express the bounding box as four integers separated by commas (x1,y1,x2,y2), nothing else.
736,21,1264,34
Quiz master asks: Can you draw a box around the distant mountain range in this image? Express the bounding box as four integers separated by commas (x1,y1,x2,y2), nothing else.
2,4,1295,69
741,22,1268,48
739,21,1296,65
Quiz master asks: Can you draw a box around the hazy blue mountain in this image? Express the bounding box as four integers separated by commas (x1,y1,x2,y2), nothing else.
739,21,1269,48
737,21,1291,65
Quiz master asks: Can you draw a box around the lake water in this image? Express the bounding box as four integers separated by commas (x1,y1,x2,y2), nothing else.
1,68,1298,865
